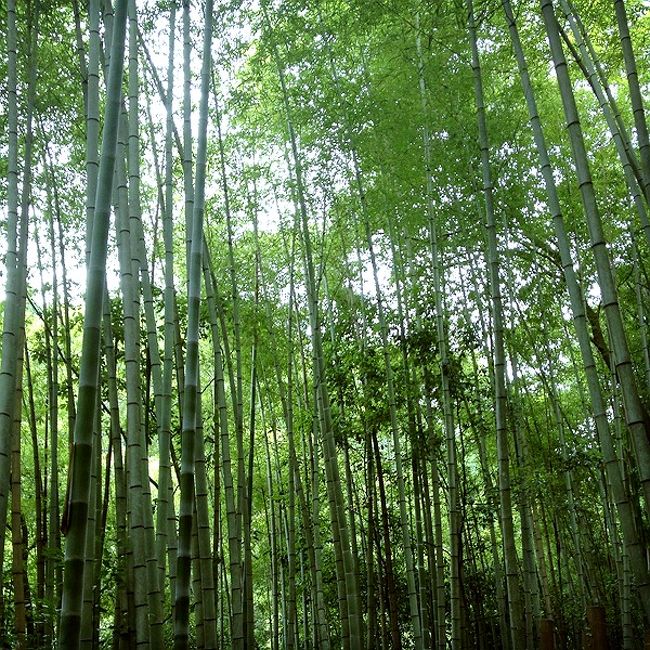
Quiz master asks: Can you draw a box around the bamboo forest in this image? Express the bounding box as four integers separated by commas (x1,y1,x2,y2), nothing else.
2,0,650,647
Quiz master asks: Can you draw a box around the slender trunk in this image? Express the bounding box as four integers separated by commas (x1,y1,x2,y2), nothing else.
156,1,178,620
58,0,127,643
614,0,650,194
372,430,403,650
195,384,218,647
261,6,360,646
467,3,525,646
415,21,461,648
505,0,650,621
0,0,37,598
541,0,650,517
11,341,27,650
556,0,650,245
174,0,214,644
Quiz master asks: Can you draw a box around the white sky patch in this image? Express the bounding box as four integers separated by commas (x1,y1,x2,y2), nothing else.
587,280,602,304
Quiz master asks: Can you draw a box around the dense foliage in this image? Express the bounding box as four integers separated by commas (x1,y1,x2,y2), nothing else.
1,0,649,648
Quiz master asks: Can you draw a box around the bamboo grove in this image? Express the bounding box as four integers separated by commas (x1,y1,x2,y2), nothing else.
0,0,649,647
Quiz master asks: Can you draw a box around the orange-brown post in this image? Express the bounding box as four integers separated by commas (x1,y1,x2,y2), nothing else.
585,606,608,650
540,618,555,650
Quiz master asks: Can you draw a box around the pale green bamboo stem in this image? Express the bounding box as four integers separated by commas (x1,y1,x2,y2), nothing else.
173,0,214,643
58,0,128,645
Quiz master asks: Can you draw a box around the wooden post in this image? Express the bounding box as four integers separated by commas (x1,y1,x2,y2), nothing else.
585,606,608,650
540,618,555,650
